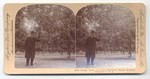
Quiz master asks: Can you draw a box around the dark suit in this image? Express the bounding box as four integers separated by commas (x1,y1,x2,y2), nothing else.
25,36,40,66
85,36,99,65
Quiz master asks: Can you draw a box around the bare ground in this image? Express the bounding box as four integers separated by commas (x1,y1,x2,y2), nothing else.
15,51,136,68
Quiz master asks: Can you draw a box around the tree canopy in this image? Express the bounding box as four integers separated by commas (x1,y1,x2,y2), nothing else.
15,4,135,54
76,4,135,52
15,4,75,53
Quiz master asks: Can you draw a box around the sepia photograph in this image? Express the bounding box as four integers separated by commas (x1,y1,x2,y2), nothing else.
15,4,76,68
76,4,136,68
15,4,136,68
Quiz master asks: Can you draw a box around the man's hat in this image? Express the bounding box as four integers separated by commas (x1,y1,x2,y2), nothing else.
31,31,35,34
90,30,95,33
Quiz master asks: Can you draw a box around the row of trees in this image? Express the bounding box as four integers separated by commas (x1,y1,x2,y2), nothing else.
15,4,135,57
15,4,75,57
76,5,135,56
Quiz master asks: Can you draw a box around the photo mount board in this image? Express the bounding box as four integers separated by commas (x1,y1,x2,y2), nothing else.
4,3,146,74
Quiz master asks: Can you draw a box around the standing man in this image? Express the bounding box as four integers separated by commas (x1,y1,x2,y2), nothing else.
24,31,40,66
85,31,100,65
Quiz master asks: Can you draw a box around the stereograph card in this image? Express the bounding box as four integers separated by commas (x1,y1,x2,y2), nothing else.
4,3,146,74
